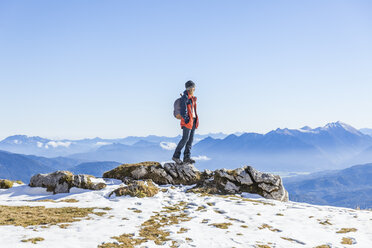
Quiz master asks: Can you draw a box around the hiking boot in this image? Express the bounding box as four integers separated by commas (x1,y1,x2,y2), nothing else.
183,157,195,164
172,157,183,165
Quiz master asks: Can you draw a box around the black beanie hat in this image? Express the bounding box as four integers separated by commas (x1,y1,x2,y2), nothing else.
185,80,195,90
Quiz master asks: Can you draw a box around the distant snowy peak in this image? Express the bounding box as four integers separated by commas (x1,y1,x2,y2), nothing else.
273,128,293,135
0,135,74,149
321,121,363,136
1,135,50,145
269,122,364,137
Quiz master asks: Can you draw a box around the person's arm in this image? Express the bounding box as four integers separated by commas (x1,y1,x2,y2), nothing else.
180,94,190,124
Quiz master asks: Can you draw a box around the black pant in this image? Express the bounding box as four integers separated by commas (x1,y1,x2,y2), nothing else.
173,117,196,159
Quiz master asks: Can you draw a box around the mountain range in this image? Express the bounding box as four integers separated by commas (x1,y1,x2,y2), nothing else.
283,163,372,209
0,150,117,182
192,121,372,172
2,121,372,178
0,133,234,158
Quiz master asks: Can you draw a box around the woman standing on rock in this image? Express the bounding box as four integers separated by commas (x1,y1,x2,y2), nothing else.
172,80,199,165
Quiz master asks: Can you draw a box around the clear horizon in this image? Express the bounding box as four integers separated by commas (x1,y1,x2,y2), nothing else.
1,1,371,140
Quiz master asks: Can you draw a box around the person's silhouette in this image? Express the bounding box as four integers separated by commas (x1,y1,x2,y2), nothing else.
172,80,199,164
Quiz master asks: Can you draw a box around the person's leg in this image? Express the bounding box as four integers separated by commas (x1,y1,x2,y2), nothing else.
184,118,197,159
173,127,191,159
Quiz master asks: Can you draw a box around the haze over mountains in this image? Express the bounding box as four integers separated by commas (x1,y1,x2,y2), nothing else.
0,133,233,158
193,121,372,172
283,163,372,209
1,122,372,174
2,121,372,209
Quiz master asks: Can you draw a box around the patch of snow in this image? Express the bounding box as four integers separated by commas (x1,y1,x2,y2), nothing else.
0,179,371,247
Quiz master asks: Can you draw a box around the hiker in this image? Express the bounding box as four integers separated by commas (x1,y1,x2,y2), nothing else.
172,80,199,165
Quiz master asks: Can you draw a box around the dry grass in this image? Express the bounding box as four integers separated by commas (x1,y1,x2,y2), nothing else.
314,245,331,248
0,179,14,189
336,228,357,233
280,236,306,245
99,201,193,247
209,222,232,229
21,237,44,244
29,199,57,203
60,199,79,203
109,179,159,198
258,223,281,232
255,245,272,248
30,198,79,203
196,205,206,211
318,219,332,225
177,227,189,234
0,205,97,228
225,216,245,223
214,209,225,214
58,224,71,229
93,212,107,216
240,224,248,228
239,197,275,206
99,207,112,211
188,192,275,206
98,233,144,248
341,237,354,245
128,207,142,213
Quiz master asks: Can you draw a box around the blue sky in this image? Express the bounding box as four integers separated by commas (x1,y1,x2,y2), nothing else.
0,0,371,140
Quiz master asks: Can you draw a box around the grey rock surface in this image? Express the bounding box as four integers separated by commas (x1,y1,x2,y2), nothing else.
29,170,106,194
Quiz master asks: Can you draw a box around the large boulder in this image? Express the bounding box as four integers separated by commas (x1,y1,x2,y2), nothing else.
29,171,107,194
103,161,202,185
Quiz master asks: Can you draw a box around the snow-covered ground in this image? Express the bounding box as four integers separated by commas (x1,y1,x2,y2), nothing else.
1,179,372,248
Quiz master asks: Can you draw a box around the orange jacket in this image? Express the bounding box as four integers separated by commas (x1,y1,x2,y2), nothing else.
180,91,199,130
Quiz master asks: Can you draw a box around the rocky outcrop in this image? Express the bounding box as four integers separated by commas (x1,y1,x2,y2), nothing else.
109,179,159,198
103,162,289,202
103,161,202,185
187,166,289,201
29,171,107,194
